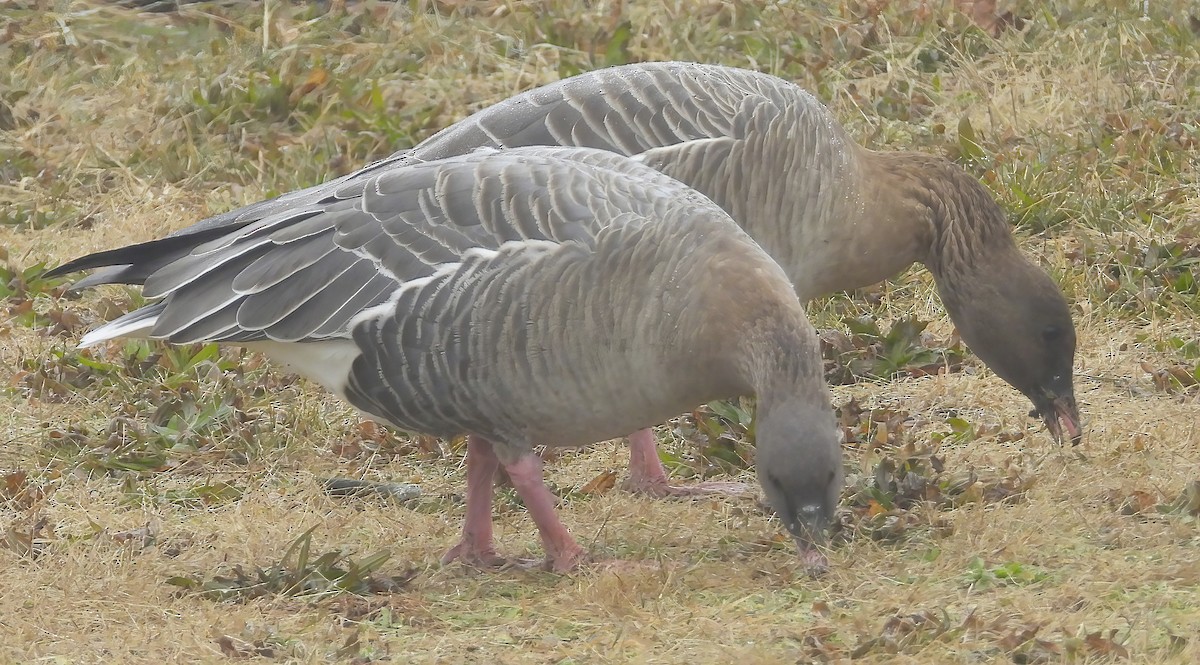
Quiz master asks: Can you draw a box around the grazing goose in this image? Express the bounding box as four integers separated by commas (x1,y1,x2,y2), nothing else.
49,147,841,573
58,61,1079,496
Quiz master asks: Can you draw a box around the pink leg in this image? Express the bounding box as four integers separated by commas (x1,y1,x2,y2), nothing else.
441,435,506,568
623,428,753,498
501,453,588,573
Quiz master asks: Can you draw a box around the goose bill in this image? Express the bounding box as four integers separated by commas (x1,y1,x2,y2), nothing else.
1032,394,1081,446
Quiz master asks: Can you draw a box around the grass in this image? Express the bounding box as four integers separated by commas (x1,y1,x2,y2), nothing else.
1,0,1199,662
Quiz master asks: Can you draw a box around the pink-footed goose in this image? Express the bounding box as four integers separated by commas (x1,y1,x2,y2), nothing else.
48,147,841,572
55,61,1079,498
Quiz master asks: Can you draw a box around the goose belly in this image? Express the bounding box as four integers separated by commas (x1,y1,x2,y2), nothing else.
244,339,361,401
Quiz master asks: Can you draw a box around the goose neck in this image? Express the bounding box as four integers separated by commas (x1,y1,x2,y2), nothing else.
869,152,1018,285
737,315,825,408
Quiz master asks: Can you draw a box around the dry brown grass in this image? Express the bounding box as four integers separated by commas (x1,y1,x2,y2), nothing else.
2,1,1199,662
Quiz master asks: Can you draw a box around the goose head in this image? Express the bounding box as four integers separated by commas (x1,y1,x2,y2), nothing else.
754,397,842,572
943,258,1081,445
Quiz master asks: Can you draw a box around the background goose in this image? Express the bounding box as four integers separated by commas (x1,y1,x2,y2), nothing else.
55,61,1079,498
50,146,841,573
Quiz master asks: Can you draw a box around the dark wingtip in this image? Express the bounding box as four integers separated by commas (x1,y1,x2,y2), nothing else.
44,255,137,292
68,266,137,291
41,220,255,289
44,259,127,288
43,243,147,281
42,258,93,280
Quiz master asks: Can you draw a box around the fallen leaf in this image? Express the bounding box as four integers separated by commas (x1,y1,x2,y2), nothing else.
336,630,361,659
112,524,158,548
216,635,241,658
866,499,887,517
801,632,839,660
4,516,48,559
3,470,28,499
1117,489,1159,515
45,307,83,334
954,0,1006,36
1083,630,1129,659
96,296,126,321
1167,366,1198,386
288,67,329,104
998,622,1043,650
330,438,364,459
579,470,618,495
1165,480,1200,517
1,470,48,509
415,435,442,456
357,420,388,444
6,299,33,317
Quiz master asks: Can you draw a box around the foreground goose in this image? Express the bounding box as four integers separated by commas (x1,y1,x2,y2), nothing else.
50,147,841,572
55,62,1079,497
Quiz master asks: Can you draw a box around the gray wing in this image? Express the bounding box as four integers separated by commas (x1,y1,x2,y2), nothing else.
84,147,698,347
342,237,581,435
406,61,799,159
49,62,803,288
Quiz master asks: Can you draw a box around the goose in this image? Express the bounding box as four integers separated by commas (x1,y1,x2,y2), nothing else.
56,61,1079,497
48,146,841,573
